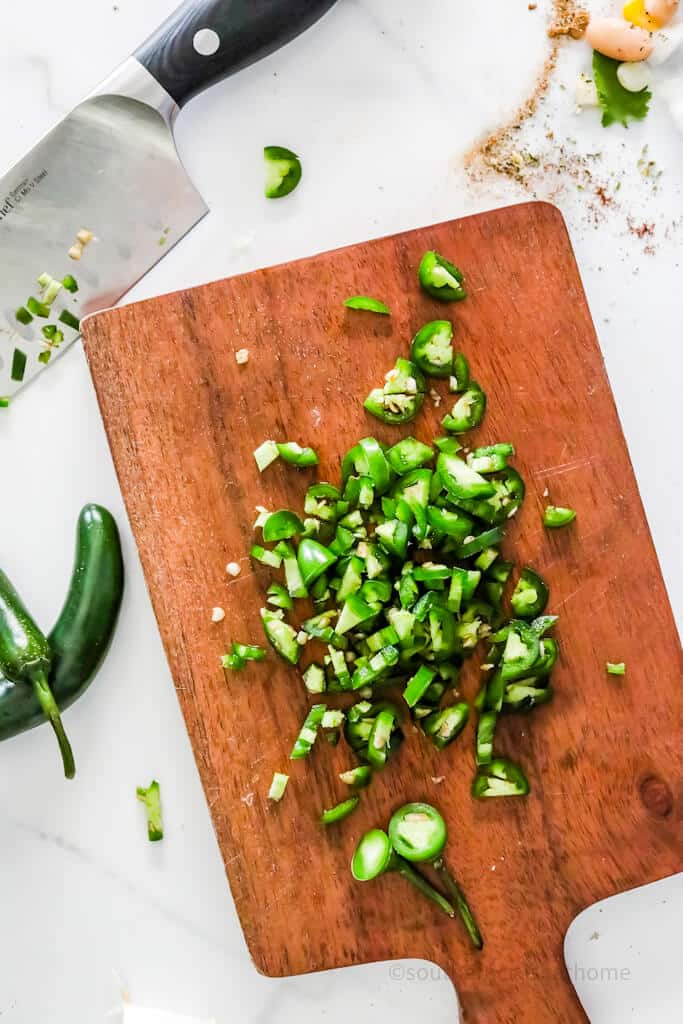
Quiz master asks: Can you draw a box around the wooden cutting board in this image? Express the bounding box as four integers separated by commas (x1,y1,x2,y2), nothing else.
82,202,683,1023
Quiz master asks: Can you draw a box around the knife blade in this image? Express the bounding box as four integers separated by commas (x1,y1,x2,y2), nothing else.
0,0,338,400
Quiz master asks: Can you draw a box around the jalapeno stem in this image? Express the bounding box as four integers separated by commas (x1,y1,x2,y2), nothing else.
391,853,455,917
433,857,483,949
31,671,75,779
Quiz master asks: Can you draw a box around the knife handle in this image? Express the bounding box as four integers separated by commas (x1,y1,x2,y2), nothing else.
135,0,338,108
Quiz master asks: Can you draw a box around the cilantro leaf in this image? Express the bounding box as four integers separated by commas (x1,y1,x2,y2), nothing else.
592,51,651,128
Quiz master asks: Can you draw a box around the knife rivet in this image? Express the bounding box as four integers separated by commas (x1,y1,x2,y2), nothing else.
193,28,221,56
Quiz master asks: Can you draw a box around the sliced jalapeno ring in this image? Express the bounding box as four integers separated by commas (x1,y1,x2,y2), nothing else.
418,250,467,302
510,567,549,619
442,382,487,434
410,320,454,378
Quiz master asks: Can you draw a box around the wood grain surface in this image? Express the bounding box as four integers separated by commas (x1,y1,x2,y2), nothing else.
82,203,683,1024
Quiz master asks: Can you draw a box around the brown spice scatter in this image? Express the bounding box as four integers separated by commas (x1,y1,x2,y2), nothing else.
549,3,589,39
628,218,655,239
465,1,587,186
595,185,614,208
529,2,538,9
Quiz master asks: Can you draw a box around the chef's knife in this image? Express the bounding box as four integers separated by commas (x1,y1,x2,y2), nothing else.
0,0,338,400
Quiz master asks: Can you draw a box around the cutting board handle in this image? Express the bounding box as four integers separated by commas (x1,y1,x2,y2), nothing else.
135,0,338,108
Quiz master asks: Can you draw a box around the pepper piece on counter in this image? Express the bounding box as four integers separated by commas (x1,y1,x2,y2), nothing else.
264,145,302,198
136,780,164,841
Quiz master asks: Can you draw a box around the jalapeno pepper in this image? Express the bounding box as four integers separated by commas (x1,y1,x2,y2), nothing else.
261,608,300,665
467,443,515,475
264,145,302,198
352,826,456,918
344,295,390,315
262,510,305,543
476,711,497,765
422,703,469,749
321,796,360,825
410,320,454,378
366,703,403,769
387,803,483,947
437,452,495,500
290,703,326,759
276,442,319,467
0,505,123,757
543,505,576,528
0,569,75,778
503,681,553,711
136,780,164,841
339,764,373,788
296,538,337,588
510,568,549,618
418,251,467,301
450,352,470,391
472,757,530,798
442,382,487,434
387,437,434,475
500,620,540,681
365,359,426,426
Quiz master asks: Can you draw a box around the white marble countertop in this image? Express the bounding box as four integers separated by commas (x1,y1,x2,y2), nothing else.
1,2,682,1021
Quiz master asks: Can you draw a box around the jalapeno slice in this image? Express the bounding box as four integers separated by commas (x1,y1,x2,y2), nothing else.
388,802,447,862
442,382,487,434
510,567,549,619
418,250,467,301
410,320,454,378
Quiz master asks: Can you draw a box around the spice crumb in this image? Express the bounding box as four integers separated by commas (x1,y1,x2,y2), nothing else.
211,607,225,623
226,562,242,577
235,348,249,365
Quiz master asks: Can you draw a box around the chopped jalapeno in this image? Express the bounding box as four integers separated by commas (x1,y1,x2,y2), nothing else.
472,757,529,798
253,439,280,472
543,505,576,528
321,796,360,825
365,357,426,425
344,295,391,315
510,568,549,619
290,703,326,759
442,382,487,434
410,320,454,378
277,441,319,467
418,250,466,301
10,349,27,383
268,772,289,801
262,510,305,542
261,608,301,665
15,306,33,325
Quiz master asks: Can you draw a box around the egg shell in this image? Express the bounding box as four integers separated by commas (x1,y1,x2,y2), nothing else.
645,0,679,25
586,17,654,61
